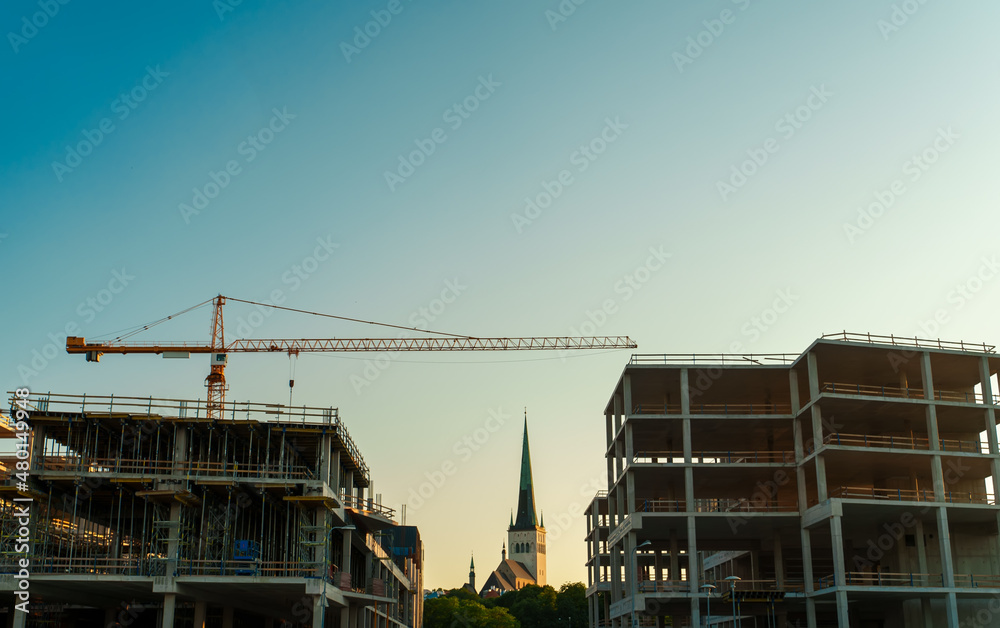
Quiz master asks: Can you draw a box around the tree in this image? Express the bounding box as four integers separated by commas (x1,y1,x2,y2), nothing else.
424,594,520,628
508,585,558,628
555,583,587,628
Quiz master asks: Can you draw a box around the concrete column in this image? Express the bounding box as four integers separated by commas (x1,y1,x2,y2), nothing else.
680,369,691,415
794,418,809,514
327,438,339,489
937,507,956,587
669,531,679,584
830,515,849,627
625,423,635,510
11,610,25,628
623,373,633,421
614,394,623,435
222,607,233,628
342,471,353,503
311,596,323,628
774,537,785,588
801,527,815,594
682,418,692,461
789,369,801,412
340,607,350,627
687,516,700,600
815,454,828,502
167,501,182,576
807,352,820,398
920,351,934,397
625,532,635,604
342,529,353,584
684,472,695,519
193,601,207,628
610,539,622,603
614,394,624,480
945,592,959,628
654,550,662,584
162,594,176,628
811,407,828,501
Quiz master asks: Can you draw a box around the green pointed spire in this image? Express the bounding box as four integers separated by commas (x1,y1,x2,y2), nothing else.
512,412,538,530
470,553,475,570
541,511,544,528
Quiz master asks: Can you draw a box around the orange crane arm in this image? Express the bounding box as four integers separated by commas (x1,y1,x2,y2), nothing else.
67,336,636,355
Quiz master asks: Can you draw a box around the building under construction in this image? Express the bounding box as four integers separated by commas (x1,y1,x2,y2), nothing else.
1,392,423,628
586,332,1000,627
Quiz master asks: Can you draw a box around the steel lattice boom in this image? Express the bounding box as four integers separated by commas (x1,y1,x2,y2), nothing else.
66,295,636,418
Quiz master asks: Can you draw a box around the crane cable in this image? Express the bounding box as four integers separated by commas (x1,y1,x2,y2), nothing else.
94,298,216,343
224,296,475,339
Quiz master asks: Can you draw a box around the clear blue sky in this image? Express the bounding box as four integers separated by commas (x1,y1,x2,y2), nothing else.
2,0,999,590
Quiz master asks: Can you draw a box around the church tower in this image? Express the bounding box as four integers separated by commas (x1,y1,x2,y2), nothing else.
507,415,546,585
468,553,475,591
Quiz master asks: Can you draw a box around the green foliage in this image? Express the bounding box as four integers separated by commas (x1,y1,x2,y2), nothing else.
446,587,482,603
424,581,588,628
423,596,519,628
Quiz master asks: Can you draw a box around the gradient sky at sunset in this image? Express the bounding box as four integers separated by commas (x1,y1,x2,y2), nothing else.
3,1,1000,588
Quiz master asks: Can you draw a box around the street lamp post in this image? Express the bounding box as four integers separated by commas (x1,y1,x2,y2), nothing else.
724,575,741,628
631,540,652,628
700,584,716,627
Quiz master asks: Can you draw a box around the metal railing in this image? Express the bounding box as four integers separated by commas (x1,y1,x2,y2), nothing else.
341,493,396,521
635,498,798,513
821,382,985,404
823,432,988,453
37,456,315,479
9,391,369,479
821,332,995,354
816,572,945,588
632,402,793,415
630,353,800,366
829,486,996,505
637,580,689,593
634,450,795,464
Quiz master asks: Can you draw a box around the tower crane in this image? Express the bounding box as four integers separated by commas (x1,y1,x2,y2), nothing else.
66,295,636,419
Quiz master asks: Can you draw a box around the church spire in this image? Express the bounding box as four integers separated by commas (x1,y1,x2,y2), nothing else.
511,411,538,530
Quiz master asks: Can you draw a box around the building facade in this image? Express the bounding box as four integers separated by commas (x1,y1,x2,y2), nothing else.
1,391,422,628
585,332,1000,627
